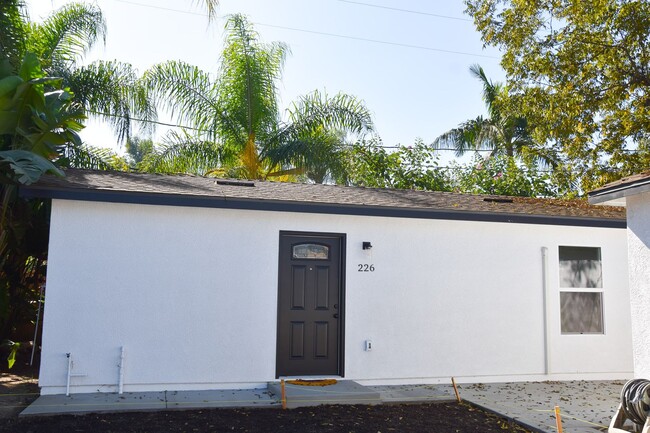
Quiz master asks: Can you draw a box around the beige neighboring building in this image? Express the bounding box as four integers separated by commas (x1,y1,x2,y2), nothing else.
590,171,650,379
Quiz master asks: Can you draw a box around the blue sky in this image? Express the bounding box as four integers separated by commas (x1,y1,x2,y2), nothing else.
28,0,505,154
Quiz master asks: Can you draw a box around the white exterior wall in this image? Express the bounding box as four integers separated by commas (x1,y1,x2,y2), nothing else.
627,192,650,379
40,199,633,394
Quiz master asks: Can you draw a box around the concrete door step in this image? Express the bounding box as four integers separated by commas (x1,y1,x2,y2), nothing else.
268,380,381,408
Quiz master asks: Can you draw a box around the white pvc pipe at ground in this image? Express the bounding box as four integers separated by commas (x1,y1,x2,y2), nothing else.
66,353,72,396
64,352,87,396
118,346,125,394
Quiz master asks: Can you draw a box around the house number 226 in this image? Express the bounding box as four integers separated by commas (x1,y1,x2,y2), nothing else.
358,264,375,272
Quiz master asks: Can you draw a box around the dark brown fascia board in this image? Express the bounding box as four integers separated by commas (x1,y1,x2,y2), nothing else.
588,178,650,205
20,184,626,229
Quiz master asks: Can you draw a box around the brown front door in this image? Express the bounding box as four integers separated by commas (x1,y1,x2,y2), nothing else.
276,232,345,377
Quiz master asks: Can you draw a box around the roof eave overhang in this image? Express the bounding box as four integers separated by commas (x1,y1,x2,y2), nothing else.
21,185,626,229
588,179,650,205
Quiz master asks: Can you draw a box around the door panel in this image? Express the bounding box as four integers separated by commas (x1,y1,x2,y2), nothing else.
276,232,344,377
315,267,329,309
290,322,304,358
314,322,329,358
291,267,306,309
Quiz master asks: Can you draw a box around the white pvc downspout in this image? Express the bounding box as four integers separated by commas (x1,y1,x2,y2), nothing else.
541,247,552,374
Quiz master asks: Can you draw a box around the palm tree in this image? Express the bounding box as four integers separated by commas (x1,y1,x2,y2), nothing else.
144,14,373,181
433,64,554,165
1,1,155,142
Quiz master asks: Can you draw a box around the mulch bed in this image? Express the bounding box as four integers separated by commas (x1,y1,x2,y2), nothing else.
0,400,533,433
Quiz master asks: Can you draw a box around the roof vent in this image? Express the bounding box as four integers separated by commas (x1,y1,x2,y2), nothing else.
216,179,255,187
483,197,513,204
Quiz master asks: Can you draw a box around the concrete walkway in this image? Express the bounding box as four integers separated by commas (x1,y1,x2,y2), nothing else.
458,380,625,433
21,388,279,416
21,380,625,433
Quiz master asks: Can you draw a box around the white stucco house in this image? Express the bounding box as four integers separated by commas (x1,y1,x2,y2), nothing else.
22,169,634,395
589,171,650,379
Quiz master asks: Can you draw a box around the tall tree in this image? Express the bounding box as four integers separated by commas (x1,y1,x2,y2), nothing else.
433,64,554,166
345,139,451,191
2,1,154,142
465,0,650,188
144,14,373,180
450,155,557,197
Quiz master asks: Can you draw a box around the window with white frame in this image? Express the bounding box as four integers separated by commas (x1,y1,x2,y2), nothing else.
558,246,604,334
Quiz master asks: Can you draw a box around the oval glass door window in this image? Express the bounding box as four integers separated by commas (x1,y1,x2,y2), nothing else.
292,243,329,259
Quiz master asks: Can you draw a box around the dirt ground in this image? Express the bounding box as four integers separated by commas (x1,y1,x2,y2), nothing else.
0,357,40,419
0,364,533,433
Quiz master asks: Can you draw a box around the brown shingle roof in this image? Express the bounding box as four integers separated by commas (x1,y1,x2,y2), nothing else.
589,171,650,195
22,169,625,226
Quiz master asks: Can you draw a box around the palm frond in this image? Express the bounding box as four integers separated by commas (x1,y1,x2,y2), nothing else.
260,90,371,180
432,116,496,157
265,127,350,183
144,60,219,138
474,122,501,152
62,144,128,171
25,2,106,70
66,60,156,142
432,128,468,157
287,90,373,136
470,63,502,120
519,143,559,168
140,130,226,175
0,0,28,70
192,0,219,22
266,166,304,178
